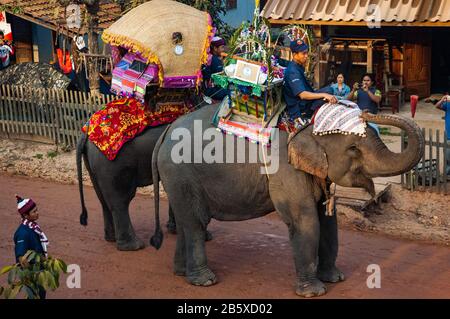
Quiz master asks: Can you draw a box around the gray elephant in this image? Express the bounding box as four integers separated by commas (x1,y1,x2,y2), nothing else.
150,104,424,297
76,124,180,251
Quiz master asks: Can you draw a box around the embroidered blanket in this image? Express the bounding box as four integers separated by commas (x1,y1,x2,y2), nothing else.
313,101,366,137
82,98,189,160
217,118,273,145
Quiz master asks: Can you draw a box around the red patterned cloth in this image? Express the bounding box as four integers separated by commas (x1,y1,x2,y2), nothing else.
82,97,189,160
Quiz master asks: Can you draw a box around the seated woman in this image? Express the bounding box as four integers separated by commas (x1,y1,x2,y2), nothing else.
347,73,382,134
331,73,351,100
201,36,230,101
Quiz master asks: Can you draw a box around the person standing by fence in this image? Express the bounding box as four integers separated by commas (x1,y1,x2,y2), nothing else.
436,95,450,175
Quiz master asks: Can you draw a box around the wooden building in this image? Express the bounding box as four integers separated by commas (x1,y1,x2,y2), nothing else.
0,0,120,64
262,0,450,99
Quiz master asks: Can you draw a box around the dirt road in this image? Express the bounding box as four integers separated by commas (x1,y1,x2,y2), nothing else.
0,173,449,298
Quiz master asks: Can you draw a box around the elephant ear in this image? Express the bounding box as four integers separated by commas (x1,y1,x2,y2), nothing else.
287,131,328,179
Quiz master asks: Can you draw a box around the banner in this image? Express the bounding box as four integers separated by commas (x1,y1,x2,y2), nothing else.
0,11,13,41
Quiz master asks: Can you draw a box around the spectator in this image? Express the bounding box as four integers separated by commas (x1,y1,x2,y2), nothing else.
436,94,450,175
0,30,14,69
330,73,351,100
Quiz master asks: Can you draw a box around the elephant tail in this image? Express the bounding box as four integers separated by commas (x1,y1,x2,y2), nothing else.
150,125,171,250
77,129,89,226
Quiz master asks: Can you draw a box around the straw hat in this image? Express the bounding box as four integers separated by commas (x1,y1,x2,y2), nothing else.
102,0,214,82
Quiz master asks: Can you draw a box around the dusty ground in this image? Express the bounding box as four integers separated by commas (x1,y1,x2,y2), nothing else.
337,185,449,246
1,136,448,246
0,174,449,298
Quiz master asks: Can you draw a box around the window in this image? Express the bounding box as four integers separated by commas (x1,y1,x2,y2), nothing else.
226,0,237,10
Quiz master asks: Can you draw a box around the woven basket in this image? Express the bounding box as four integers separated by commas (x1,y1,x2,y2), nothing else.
102,0,212,79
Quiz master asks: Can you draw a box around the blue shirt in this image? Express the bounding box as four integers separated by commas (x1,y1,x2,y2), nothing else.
14,224,44,263
202,55,224,83
442,101,450,140
331,83,350,100
355,87,382,114
283,61,313,118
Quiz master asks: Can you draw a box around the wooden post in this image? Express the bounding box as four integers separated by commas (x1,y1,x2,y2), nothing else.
428,128,433,188
436,130,440,193
444,134,448,194
367,40,373,73
421,128,426,188
0,85,5,134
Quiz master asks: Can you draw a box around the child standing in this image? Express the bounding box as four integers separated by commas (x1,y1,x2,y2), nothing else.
13,195,49,299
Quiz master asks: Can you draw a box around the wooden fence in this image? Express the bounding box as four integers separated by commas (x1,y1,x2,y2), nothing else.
0,84,116,148
401,128,450,195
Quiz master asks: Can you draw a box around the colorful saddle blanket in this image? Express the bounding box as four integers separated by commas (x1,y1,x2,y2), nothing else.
313,101,366,137
82,97,189,160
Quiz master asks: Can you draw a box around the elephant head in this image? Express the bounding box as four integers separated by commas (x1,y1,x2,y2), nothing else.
288,113,425,196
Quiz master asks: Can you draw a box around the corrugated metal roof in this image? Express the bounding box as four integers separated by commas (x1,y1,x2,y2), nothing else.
0,0,121,32
262,0,450,24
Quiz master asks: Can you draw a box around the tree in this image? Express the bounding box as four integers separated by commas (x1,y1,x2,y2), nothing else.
117,0,234,41
0,250,67,299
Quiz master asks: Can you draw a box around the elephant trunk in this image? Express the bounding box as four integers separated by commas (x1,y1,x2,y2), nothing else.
361,112,424,177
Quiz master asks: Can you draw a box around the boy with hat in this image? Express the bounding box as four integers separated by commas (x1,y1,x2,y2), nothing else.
13,195,49,299
202,36,230,101
283,39,337,122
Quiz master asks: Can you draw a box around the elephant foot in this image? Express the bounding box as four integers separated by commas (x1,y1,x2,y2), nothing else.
104,227,116,242
187,267,217,287
104,232,116,242
116,237,145,251
296,279,327,298
205,230,213,242
167,222,177,235
174,265,186,276
317,266,345,283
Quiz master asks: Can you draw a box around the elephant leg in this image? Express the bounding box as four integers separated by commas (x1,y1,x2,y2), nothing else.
183,220,217,286
275,197,325,298
167,204,213,241
317,199,345,283
102,206,116,242
167,205,177,235
173,225,186,276
108,194,145,251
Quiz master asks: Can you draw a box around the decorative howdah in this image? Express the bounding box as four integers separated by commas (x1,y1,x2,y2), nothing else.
102,0,215,92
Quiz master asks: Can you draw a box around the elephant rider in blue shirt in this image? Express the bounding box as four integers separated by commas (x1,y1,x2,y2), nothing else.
347,73,382,134
13,195,49,299
283,39,337,122
202,36,230,101
436,94,450,174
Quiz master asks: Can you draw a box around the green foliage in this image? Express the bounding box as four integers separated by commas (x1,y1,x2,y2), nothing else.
46,150,58,159
115,0,235,41
33,154,44,160
0,3,24,15
0,250,67,299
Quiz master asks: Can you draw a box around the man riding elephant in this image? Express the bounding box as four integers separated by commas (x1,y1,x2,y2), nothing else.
283,39,337,123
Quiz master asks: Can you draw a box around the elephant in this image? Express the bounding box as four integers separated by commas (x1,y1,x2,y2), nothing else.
76,124,174,251
149,104,424,297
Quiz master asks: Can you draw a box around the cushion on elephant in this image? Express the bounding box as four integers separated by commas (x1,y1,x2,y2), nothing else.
82,97,190,160
312,102,367,137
